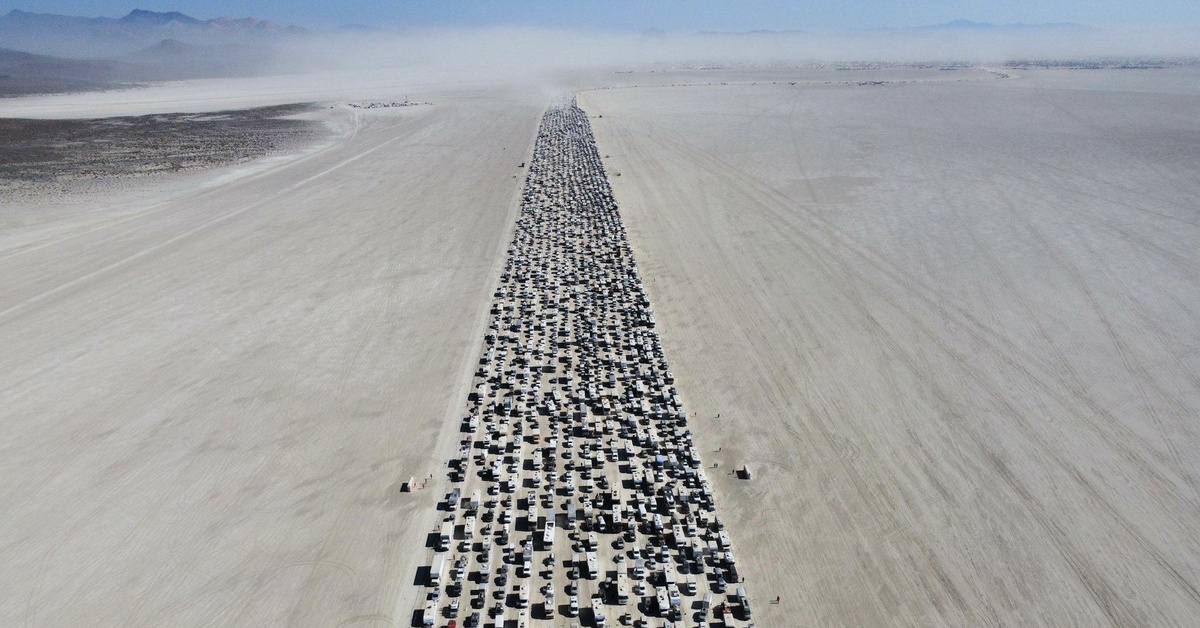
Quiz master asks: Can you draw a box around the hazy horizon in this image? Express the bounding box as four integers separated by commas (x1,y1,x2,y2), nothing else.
2,0,1199,33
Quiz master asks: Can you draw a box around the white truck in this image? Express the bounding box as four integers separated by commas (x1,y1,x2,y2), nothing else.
429,555,445,587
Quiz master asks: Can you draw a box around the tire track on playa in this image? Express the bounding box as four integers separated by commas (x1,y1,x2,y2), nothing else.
11,109,432,624
688,162,1141,621
895,140,1200,276
630,121,1200,617
628,95,900,518
645,123,1200,507
1023,213,1200,503
615,109,928,620
308,107,522,627
386,104,545,628
771,92,927,514
330,107,496,414
911,87,1200,497
785,181,1199,620
0,108,363,264
900,92,1090,389
881,95,1198,604
0,112,425,326
823,238,1142,626
1030,87,1198,220
14,111,433,628
876,139,1200,502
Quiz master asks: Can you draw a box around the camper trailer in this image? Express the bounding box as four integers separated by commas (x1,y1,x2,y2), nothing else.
615,572,630,604
591,597,606,626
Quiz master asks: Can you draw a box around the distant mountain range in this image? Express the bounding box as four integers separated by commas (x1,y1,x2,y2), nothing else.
0,47,128,96
698,20,1086,36
0,8,306,58
0,8,306,96
0,11,1110,98
890,19,1086,32
0,8,306,95
0,38,285,97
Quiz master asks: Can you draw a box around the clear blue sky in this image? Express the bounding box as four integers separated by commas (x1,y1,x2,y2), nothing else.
3,0,1198,31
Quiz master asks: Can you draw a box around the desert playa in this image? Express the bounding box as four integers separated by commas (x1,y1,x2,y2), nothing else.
0,84,543,626
0,58,1198,628
583,67,1200,625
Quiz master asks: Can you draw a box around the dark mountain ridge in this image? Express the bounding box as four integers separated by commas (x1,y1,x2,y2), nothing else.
118,9,202,27
0,8,305,58
0,46,134,96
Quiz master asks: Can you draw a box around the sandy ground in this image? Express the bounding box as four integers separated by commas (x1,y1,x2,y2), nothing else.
4,64,1199,628
0,90,543,626
581,68,1200,626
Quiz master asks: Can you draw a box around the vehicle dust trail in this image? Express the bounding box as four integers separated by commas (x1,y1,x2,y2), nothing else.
409,99,756,628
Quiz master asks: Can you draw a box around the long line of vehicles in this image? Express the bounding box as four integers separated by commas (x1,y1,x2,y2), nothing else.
415,100,754,628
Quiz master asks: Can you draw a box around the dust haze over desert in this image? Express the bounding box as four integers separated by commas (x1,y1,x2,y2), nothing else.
1,1,1199,627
